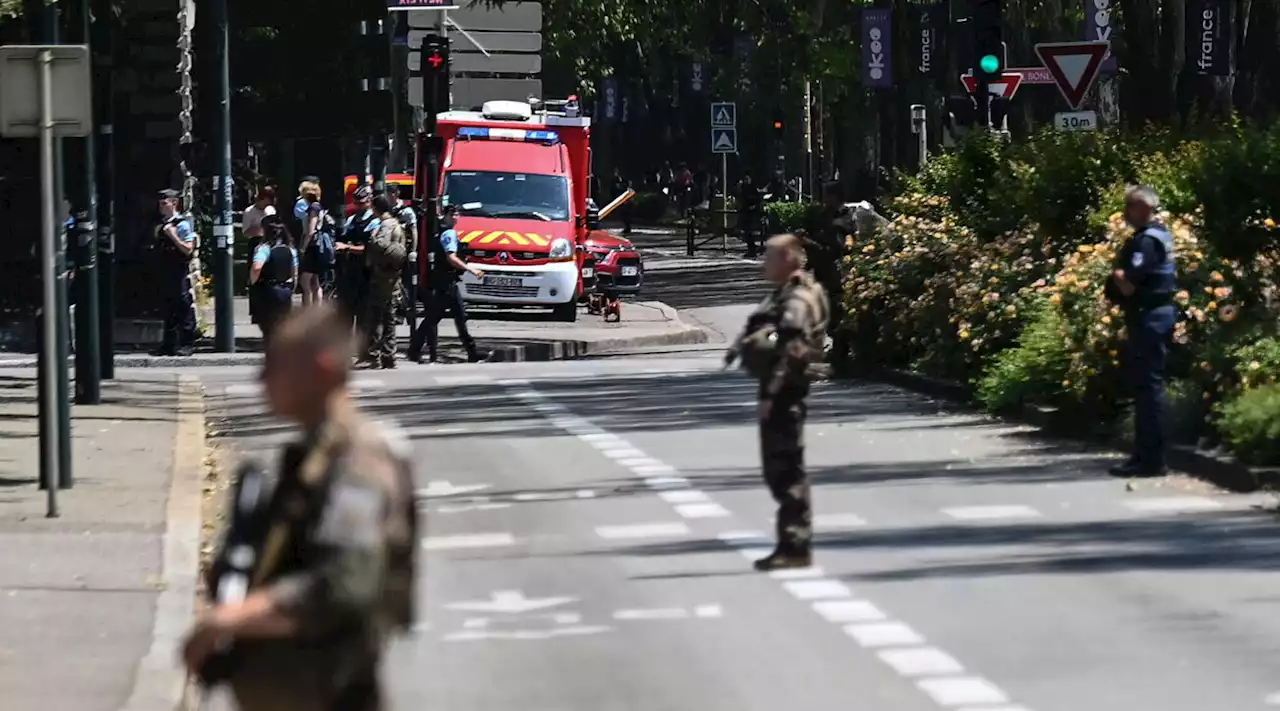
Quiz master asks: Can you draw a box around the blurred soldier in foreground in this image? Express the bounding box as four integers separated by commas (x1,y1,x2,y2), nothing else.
1106,185,1177,478
725,234,829,570
184,303,417,711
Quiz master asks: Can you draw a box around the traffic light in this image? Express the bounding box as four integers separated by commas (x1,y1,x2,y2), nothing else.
420,33,450,121
771,108,785,136
972,0,1005,80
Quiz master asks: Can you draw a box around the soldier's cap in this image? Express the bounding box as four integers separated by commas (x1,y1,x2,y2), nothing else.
353,185,373,201
158,189,181,200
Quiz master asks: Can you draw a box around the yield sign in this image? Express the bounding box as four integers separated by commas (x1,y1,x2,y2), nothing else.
1034,41,1110,111
959,72,1023,99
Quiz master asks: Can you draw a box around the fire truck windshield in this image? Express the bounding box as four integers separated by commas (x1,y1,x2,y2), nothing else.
443,171,570,222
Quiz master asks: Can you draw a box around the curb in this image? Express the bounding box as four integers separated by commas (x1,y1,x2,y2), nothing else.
118,374,205,711
873,367,1280,494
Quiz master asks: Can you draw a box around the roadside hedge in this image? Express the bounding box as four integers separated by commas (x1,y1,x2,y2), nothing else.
843,123,1280,464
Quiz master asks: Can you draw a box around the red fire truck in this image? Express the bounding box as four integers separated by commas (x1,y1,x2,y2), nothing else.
422,97,640,322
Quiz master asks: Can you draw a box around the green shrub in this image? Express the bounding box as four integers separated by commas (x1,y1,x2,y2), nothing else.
631,192,668,221
764,201,824,235
1218,384,1280,466
975,300,1071,413
1194,123,1280,261
1011,128,1130,242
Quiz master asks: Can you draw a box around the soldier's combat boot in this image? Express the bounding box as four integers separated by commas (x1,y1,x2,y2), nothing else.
753,549,812,571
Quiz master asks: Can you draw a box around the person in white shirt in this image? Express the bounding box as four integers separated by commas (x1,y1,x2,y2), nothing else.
241,186,277,269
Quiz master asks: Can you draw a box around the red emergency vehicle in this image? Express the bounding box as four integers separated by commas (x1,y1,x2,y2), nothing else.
428,97,638,322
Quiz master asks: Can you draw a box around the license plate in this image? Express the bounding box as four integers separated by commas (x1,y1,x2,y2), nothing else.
482,276,522,288
581,268,595,278
621,266,639,277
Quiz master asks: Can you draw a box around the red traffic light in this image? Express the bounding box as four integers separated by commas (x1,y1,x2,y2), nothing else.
772,120,783,129
427,51,444,69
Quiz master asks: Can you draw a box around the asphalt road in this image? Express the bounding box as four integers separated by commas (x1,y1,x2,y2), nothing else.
201,352,1280,711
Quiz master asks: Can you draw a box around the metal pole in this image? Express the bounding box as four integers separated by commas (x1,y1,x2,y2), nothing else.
918,120,928,171
74,0,101,405
45,0,72,490
38,49,60,517
720,152,727,252
212,0,234,352
803,80,813,202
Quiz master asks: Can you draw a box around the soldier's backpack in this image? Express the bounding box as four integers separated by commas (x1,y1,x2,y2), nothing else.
366,217,407,273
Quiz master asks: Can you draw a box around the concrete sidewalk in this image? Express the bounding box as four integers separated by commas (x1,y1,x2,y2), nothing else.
0,373,205,711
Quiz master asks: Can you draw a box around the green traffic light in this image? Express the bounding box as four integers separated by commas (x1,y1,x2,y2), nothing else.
979,54,1001,74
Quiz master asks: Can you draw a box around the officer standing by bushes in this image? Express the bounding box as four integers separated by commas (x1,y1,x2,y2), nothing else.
152,189,197,357
725,234,829,571
1107,185,1177,478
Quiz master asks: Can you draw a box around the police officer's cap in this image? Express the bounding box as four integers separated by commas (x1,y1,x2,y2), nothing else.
158,189,181,199
300,175,320,184
354,185,373,202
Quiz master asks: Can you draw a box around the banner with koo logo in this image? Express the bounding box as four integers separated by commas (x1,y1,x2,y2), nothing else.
916,3,945,78
1086,0,1119,73
862,7,893,89
1187,0,1233,77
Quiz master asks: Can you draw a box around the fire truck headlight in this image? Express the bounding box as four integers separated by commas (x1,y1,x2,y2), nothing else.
549,238,572,260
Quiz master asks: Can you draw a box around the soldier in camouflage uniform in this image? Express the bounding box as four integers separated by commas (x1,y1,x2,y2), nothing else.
182,303,417,711
726,233,829,571
359,194,408,369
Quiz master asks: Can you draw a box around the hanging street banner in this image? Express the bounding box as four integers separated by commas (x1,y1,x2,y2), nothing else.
1085,0,1119,72
861,7,893,89
915,3,946,78
388,0,460,10
1188,0,1233,76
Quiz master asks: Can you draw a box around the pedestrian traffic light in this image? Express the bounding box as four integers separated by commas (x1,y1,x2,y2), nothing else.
972,0,1005,80
419,33,450,130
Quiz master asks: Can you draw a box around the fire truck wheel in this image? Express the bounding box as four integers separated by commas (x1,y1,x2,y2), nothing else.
552,301,578,323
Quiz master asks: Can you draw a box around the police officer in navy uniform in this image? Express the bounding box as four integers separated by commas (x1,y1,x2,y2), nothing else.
336,186,379,336
1107,185,1177,478
152,188,197,357
407,203,486,364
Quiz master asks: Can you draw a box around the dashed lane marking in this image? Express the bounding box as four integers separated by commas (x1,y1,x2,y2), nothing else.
421,533,516,551
1122,496,1223,513
674,502,731,519
878,648,965,677
595,522,691,540
812,600,888,623
659,490,711,504
782,579,853,601
941,505,1042,521
916,678,1010,707
844,622,926,648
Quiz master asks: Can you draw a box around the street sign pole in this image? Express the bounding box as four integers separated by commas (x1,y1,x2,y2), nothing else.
212,0,234,353
1,43,92,514
710,101,737,254
73,0,101,406
721,152,728,252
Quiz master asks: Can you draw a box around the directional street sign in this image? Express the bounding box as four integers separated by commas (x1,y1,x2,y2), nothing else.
710,102,736,128
711,127,737,153
959,72,1023,99
1034,41,1110,111
964,67,1054,86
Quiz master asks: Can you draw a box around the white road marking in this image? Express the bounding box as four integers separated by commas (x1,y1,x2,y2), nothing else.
644,475,691,489
614,608,688,620
496,379,532,386
579,433,623,444
844,622,925,648
1123,496,1223,513
694,605,723,618
574,489,597,499
674,502,731,519
432,374,493,386
631,464,679,475
462,618,489,629
417,481,492,499
1265,692,1280,706
812,600,886,623
512,492,559,502
619,457,663,467
224,384,260,397
595,522,691,539
878,647,965,677
814,513,868,529
446,590,577,614
550,612,581,625
782,579,852,600
444,625,611,642
736,547,775,562
435,503,512,514
769,566,826,580
658,490,711,504
915,678,1009,706
955,707,1029,711
942,505,1042,521
601,447,648,460
532,403,565,413
421,533,515,550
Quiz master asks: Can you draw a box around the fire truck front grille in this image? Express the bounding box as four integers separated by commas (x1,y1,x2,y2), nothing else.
468,284,540,299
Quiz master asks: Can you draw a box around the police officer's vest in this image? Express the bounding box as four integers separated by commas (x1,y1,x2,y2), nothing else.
427,228,461,287
158,214,192,267
261,242,294,286
1134,225,1177,306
